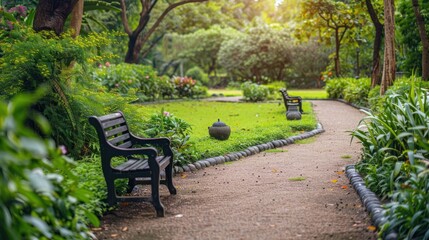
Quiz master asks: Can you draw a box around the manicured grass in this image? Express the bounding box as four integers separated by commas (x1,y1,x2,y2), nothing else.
140,100,317,159
286,89,328,99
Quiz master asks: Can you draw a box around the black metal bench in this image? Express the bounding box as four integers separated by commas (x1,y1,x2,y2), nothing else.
88,111,176,217
279,88,303,113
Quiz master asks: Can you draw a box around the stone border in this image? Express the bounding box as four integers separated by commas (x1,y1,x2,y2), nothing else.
173,123,325,174
345,165,387,230
336,99,371,112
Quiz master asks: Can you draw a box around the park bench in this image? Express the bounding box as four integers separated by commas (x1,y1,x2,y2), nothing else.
279,88,303,114
88,111,177,217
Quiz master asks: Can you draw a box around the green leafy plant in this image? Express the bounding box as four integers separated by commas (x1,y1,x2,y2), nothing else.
92,63,174,101
172,76,207,98
0,90,98,240
186,66,209,87
241,81,270,102
353,80,429,239
142,110,197,166
324,78,349,99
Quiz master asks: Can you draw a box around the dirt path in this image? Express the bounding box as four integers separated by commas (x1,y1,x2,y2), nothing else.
94,100,377,240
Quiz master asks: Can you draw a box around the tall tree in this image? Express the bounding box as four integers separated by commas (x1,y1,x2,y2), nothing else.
411,0,429,80
120,0,208,64
301,0,357,77
33,0,79,35
365,0,383,87
380,0,395,94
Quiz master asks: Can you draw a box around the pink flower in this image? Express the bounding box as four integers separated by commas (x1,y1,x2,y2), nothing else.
98,64,103,68
59,145,67,155
145,76,150,79
105,62,111,67
163,111,170,117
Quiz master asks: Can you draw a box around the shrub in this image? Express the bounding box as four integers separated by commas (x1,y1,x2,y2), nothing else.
92,63,173,101
0,91,98,240
342,78,371,107
142,110,198,166
241,81,269,102
264,81,287,100
226,81,242,89
186,66,209,87
0,24,113,158
172,76,207,98
324,78,349,99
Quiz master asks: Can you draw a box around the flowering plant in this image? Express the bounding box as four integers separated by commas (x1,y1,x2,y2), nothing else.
172,76,198,98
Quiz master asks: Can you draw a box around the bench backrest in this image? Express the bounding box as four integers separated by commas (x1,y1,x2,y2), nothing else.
88,111,133,153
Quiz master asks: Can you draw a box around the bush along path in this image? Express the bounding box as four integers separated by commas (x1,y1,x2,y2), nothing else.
93,100,377,240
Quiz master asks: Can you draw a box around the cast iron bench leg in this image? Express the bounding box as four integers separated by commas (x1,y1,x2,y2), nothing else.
166,162,177,195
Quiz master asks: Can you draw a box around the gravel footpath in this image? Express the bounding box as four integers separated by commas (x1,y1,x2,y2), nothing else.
94,100,377,240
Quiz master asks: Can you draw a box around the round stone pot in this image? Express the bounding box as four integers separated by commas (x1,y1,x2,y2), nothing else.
208,119,231,140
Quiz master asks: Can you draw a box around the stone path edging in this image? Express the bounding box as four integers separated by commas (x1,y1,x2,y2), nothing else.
345,165,387,229
173,122,325,174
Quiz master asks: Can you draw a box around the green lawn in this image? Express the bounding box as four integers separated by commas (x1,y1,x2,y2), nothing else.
207,88,328,99
286,89,328,99
140,100,317,159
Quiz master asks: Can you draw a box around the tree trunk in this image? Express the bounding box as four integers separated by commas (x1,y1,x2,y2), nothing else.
381,0,396,95
365,0,383,87
334,29,341,77
125,34,139,63
33,0,79,35
70,0,84,37
120,0,207,63
412,0,429,80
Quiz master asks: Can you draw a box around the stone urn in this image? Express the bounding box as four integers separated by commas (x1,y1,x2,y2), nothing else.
286,104,302,120
208,119,231,140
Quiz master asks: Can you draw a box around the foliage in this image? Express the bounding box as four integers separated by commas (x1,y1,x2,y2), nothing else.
0,24,114,158
287,40,330,88
142,110,198,166
185,66,209,86
241,81,270,102
353,84,429,239
342,78,371,107
218,25,292,83
396,0,429,76
0,91,98,240
264,81,286,100
172,76,207,98
300,0,365,77
92,63,175,101
381,164,429,239
169,25,237,77
324,77,371,106
324,78,349,99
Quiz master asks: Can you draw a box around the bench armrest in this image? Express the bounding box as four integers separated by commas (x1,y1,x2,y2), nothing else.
130,134,173,155
130,134,171,146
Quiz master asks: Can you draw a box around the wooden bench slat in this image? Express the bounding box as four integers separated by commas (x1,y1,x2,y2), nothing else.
102,118,125,129
114,159,149,172
109,133,130,145
105,125,128,137
97,112,123,122
118,141,132,148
